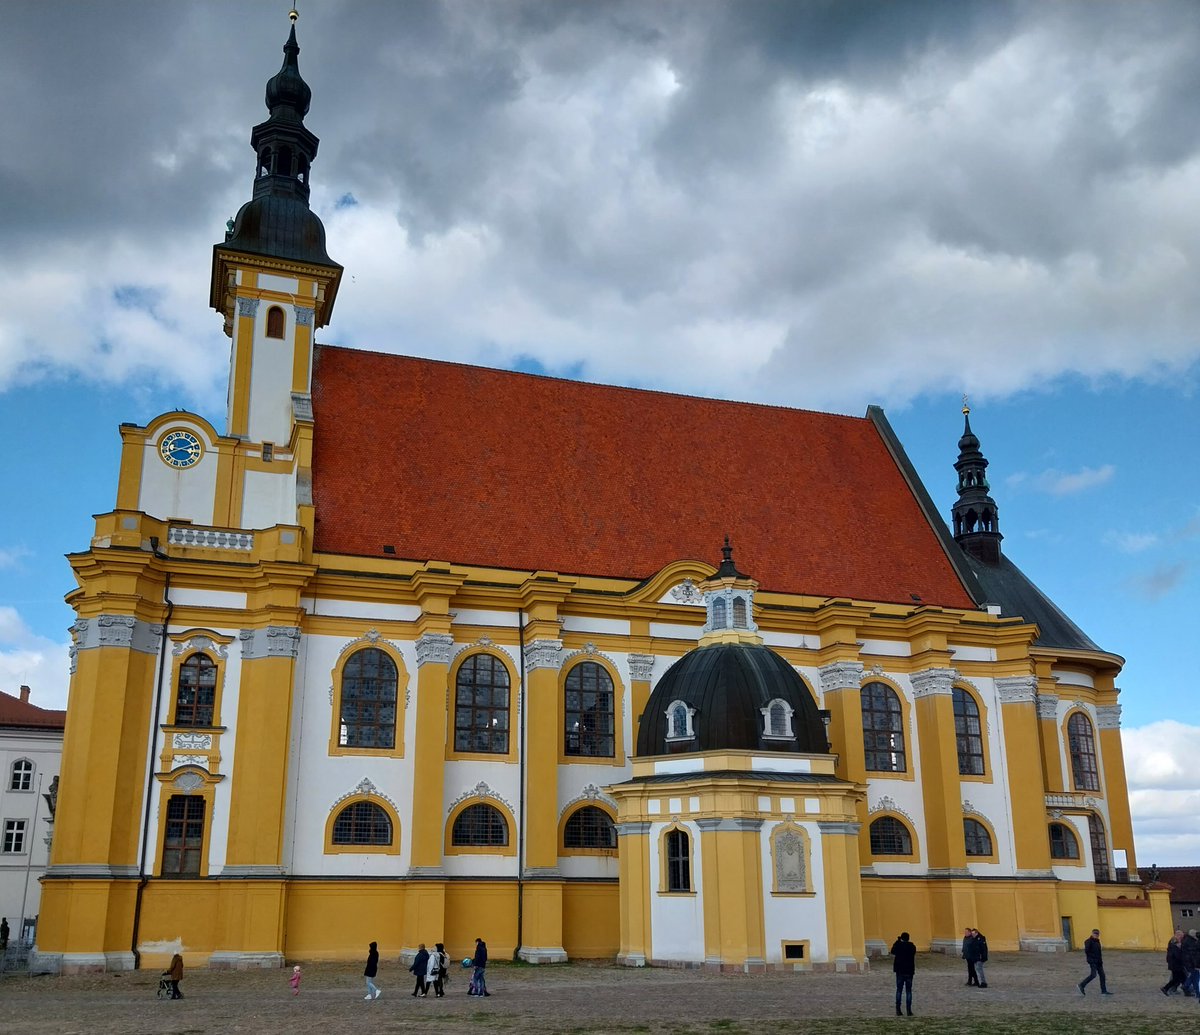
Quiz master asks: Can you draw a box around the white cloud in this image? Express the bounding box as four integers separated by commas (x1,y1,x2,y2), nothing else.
1032,465,1116,496
1123,721,1200,867
0,545,31,569
1104,530,1159,554
0,605,70,710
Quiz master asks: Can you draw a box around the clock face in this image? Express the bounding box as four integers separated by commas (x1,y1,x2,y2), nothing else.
159,430,203,469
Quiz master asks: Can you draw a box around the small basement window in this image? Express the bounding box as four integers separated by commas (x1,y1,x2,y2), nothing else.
783,942,806,960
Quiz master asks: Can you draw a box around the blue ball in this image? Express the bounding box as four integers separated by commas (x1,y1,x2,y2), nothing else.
461,958,473,968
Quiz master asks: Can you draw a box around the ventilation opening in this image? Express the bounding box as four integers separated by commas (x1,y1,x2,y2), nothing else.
261,442,274,462
783,942,805,961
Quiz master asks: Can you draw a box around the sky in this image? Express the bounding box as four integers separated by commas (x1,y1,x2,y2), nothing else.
0,1,1197,865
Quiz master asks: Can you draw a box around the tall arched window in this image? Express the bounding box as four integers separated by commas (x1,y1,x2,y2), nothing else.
712,598,727,629
332,801,392,846
266,305,286,339
1068,713,1100,791
731,597,748,628
339,648,398,749
762,698,794,738
452,803,509,847
162,795,205,877
9,759,33,792
1049,822,1080,860
1088,813,1110,883
454,654,510,754
666,829,691,891
666,701,695,740
175,654,217,727
963,818,992,857
953,688,985,775
862,682,906,773
563,805,617,849
564,661,615,757
869,816,914,856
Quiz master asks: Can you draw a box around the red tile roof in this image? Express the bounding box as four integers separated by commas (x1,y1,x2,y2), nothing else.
1157,867,1200,903
0,689,66,730
310,348,975,608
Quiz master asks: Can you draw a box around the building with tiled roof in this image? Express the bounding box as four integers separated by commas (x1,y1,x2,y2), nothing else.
1,686,64,947
35,16,1170,975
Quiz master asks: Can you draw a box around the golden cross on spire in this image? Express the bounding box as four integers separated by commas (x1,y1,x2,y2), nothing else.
962,393,970,416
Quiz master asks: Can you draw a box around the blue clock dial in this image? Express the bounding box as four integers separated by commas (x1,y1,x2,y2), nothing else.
159,430,203,469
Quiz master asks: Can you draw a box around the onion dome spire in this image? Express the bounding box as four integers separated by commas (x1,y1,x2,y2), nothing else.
217,9,339,271
951,400,1003,564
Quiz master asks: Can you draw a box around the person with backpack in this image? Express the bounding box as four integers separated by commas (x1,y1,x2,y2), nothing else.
427,942,447,998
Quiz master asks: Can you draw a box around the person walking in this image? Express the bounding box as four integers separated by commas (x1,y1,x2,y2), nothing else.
411,943,430,997
890,931,916,1017
961,927,978,986
971,930,989,988
1184,929,1200,998
468,937,489,996
0,917,8,951
1078,929,1112,996
1162,929,1188,996
425,943,443,997
363,941,382,1000
289,964,302,996
166,953,184,999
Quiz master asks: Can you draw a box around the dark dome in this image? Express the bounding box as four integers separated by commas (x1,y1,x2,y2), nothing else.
225,195,338,268
265,25,311,118
636,642,828,756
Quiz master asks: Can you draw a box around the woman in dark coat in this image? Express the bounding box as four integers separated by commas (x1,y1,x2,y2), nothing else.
410,943,430,997
363,941,381,1000
166,953,184,999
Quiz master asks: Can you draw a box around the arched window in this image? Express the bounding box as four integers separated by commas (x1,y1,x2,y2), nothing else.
732,596,748,628
761,698,794,738
563,805,617,849
666,700,695,740
963,818,992,857
452,803,509,847
666,829,691,891
332,800,392,846
869,816,914,856
953,688,985,775
862,682,906,773
1088,813,1110,883
1049,822,1080,860
454,654,510,754
712,597,727,629
339,648,398,749
9,759,33,792
1068,713,1100,791
162,794,205,877
564,661,615,757
175,654,217,727
266,305,286,339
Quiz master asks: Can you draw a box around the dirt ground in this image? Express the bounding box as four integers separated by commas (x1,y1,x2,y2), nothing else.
1,949,1197,1034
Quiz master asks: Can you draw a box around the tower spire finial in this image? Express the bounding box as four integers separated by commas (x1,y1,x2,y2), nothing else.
950,406,1002,564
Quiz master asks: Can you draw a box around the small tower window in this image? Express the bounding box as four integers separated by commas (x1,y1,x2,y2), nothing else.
712,597,727,629
761,698,795,739
732,596,748,628
666,700,695,740
266,306,286,339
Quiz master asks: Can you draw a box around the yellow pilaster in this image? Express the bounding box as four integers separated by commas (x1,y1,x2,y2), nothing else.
820,821,867,971
614,821,652,965
229,294,258,439
699,817,767,969
911,667,967,875
818,660,868,864
1096,691,1137,875
996,676,1053,873
1036,663,1065,792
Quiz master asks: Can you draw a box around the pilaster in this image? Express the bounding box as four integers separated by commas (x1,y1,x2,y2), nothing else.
995,675,1053,873
697,817,767,970
910,667,966,872
818,820,867,972
818,660,868,864
1095,695,1137,875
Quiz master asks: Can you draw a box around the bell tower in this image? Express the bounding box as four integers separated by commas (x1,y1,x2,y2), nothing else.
951,403,1003,565
209,9,342,454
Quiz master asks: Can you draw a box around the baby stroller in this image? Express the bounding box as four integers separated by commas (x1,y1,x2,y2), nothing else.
156,973,174,1000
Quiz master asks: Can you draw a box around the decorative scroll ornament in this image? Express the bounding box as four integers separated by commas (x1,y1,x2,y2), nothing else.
415,632,454,667
911,668,958,698
329,776,400,815
819,660,864,694
338,629,384,657
524,639,563,671
448,780,514,815
772,825,808,892
172,634,230,659
561,643,618,673
668,580,704,605
172,772,204,792
628,654,655,681
172,754,210,770
995,675,1037,704
868,795,914,824
172,733,213,751
961,800,984,817
561,782,618,816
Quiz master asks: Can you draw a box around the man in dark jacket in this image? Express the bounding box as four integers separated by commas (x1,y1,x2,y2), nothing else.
1183,929,1200,997
891,932,916,1016
469,937,489,996
970,930,989,988
961,927,978,986
1162,929,1188,995
1078,929,1112,995
411,943,430,997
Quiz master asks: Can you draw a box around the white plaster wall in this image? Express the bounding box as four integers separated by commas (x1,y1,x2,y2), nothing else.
169,589,248,610
760,631,817,650
759,821,829,964
560,616,630,636
452,610,518,628
1054,669,1096,689
0,728,62,924
301,599,421,622
648,819,705,961
138,419,220,524
648,622,699,641
241,467,297,531
859,640,911,657
258,274,301,295
949,644,997,663
246,314,295,446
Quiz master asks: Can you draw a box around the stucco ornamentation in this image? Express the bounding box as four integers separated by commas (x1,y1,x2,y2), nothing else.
168,526,254,550
172,733,212,751
415,633,454,667
293,305,314,326
524,639,563,672
448,780,513,815
771,825,809,893
668,580,703,605
1096,705,1122,730
995,676,1038,704
329,776,401,815
172,772,204,792
911,668,957,698
868,795,914,824
240,626,301,660
561,783,618,817
172,754,210,770
561,642,618,673
173,634,229,659
628,654,654,681
236,296,259,318
819,660,864,694
1036,694,1059,719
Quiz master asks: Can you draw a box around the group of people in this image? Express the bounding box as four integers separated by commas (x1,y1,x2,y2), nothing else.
961,927,989,987
1161,927,1200,999
361,937,489,1001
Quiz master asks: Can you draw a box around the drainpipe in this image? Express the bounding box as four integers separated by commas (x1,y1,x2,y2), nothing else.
514,609,527,960
131,540,172,969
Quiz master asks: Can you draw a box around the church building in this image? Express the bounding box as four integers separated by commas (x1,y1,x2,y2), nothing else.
34,18,1171,973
